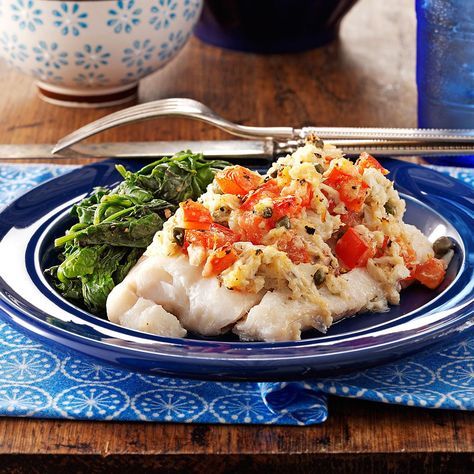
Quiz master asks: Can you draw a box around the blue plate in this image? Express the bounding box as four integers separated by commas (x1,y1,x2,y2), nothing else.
0,159,472,380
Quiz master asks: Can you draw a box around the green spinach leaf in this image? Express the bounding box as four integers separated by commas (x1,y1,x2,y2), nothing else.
46,151,228,314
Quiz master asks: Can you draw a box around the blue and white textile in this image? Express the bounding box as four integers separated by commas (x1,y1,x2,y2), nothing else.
0,163,472,425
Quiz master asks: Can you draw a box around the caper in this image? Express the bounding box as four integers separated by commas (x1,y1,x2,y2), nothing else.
276,216,291,229
314,163,324,174
313,268,326,285
384,201,396,215
433,236,453,258
262,207,273,218
173,227,185,246
311,138,324,149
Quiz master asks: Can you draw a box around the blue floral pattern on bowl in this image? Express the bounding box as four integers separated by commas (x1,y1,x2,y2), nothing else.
149,0,177,30
75,45,111,70
0,33,28,64
11,0,43,32
121,65,154,84
159,30,189,61
107,0,142,34
122,39,155,68
52,3,88,37
0,0,203,104
183,0,201,21
74,72,109,87
33,40,68,69
31,67,63,84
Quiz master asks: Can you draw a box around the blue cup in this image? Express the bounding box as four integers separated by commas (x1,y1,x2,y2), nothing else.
417,0,474,166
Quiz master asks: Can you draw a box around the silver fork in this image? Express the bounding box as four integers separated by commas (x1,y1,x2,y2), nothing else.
52,97,474,157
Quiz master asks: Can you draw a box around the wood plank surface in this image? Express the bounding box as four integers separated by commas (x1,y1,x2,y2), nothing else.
0,0,416,149
0,0,472,472
0,397,472,456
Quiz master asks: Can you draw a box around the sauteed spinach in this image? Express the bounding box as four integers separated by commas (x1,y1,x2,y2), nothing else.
46,151,228,314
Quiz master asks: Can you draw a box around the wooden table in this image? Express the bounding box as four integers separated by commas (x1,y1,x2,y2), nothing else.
0,0,472,472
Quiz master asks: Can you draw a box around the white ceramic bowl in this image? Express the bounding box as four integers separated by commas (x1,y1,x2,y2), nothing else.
0,0,203,107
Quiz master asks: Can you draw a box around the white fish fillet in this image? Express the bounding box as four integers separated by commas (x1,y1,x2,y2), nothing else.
234,268,386,342
107,254,261,336
121,297,187,337
107,226,434,341
107,229,434,341
403,223,434,261
107,271,187,337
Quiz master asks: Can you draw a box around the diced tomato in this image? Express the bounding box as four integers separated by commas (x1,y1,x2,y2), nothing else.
209,223,238,240
299,181,313,208
215,166,263,195
341,210,361,227
335,228,375,269
184,223,239,251
327,198,362,227
272,196,301,221
413,257,446,289
326,198,337,215
180,200,212,230
280,179,313,206
356,152,389,175
240,179,280,211
275,232,310,264
183,230,208,250
202,244,238,277
324,165,368,212
238,194,306,245
236,211,272,245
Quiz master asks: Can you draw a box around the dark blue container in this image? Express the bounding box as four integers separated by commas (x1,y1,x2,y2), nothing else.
417,0,474,166
194,0,359,54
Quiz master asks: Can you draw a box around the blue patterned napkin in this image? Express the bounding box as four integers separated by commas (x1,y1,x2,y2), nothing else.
0,163,472,425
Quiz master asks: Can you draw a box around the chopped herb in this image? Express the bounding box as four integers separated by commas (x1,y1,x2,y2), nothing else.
276,216,291,229
262,207,273,218
313,268,326,285
384,201,396,215
314,163,324,174
173,227,185,247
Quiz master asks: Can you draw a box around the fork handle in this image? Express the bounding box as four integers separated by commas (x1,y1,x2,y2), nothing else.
52,97,474,155
298,127,474,143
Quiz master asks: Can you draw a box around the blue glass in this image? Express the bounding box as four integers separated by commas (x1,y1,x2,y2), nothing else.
417,0,474,166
